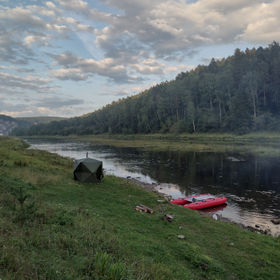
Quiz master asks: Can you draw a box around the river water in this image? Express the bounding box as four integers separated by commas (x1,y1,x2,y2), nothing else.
26,138,280,236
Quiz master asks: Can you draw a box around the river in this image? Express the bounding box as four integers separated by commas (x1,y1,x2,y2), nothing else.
25,137,280,236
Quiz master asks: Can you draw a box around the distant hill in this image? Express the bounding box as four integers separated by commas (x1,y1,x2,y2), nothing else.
16,116,67,125
16,42,280,136
0,115,67,136
0,115,29,136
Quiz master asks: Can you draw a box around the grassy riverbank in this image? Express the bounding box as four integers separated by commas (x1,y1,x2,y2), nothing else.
65,132,280,156
1,136,280,280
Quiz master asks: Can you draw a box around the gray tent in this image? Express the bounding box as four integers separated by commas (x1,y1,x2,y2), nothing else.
74,158,103,183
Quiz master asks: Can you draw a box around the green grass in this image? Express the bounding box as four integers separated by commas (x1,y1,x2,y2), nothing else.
60,132,280,156
1,136,280,279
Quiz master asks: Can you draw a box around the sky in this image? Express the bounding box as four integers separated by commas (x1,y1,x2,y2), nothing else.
0,0,280,118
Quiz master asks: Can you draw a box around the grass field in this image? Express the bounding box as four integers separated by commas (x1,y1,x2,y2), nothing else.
1,136,280,279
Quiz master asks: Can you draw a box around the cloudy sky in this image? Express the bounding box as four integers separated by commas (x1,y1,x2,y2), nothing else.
1,0,279,117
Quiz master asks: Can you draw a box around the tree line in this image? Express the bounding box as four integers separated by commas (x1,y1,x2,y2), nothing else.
14,42,280,136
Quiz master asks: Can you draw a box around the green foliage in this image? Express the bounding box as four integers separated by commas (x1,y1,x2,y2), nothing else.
15,42,280,136
13,160,28,167
50,208,74,226
94,251,128,280
6,185,37,226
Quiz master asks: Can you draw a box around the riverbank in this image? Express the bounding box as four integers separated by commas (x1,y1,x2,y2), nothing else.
127,177,276,236
1,136,280,280
30,132,280,156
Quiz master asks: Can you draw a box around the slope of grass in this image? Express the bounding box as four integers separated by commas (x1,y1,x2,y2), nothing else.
0,136,280,280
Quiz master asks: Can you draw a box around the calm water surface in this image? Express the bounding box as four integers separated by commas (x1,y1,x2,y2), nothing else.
26,138,280,236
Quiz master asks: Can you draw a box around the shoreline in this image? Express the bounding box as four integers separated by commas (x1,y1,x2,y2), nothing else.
127,177,276,236
22,133,280,156
24,135,280,237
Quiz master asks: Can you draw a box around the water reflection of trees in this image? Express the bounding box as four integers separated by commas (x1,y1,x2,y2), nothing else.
81,145,280,213
135,150,280,213
134,150,280,194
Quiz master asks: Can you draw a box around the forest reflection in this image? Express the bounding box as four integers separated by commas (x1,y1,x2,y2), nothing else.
116,148,280,214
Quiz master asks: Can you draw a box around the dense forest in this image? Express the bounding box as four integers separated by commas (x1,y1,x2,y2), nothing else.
14,42,280,136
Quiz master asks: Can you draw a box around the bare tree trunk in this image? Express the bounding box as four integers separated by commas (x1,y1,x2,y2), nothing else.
192,119,196,132
251,91,257,119
210,96,213,111
263,84,266,106
176,96,179,121
218,100,222,125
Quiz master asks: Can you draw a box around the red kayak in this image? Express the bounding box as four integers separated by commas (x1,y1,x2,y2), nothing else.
170,194,227,210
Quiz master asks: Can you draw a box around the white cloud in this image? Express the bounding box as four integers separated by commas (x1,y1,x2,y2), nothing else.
1,0,280,117
56,0,116,23
0,96,86,118
51,52,137,82
235,1,280,42
50,51,188,82
56,0,88,11
24,34,50,46
55,16,96,32
132,59,164,75
0,71,52,93
2,0,279,74
94,0,280,59
27,4,57,17
51,68,89,81
46,1,56,10
0,6,47,29
0,5,52,64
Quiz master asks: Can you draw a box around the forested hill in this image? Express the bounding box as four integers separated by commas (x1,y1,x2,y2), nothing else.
15,42,280,136
0,115,30,136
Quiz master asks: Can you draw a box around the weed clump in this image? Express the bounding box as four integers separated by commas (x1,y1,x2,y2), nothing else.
93,251,128,280
12,186,37,226
13,160,28,167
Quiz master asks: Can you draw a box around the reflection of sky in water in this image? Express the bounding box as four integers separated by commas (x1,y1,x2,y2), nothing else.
29,141,157,184
156,183,189,198
155,183,279,235
216,204,279,236
27,139,280,236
